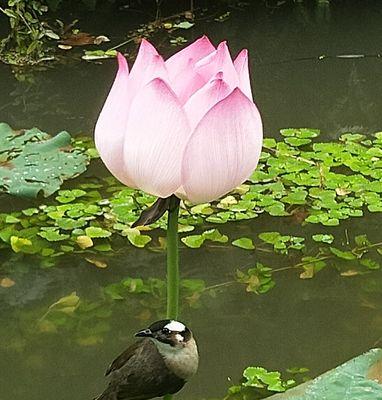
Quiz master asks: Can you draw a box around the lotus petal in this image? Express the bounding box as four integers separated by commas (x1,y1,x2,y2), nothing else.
181,88,262,203
234,49,252,100
166,35,215,78
184,72,232,130
95,53,137,187
128,39,169,98
167,36,216,104
195,41,238,89
123,78,191,198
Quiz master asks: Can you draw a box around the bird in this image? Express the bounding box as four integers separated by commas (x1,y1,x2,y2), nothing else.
94,319,199,400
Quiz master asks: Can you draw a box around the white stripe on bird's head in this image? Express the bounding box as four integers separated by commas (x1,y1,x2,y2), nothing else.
164,320,186,332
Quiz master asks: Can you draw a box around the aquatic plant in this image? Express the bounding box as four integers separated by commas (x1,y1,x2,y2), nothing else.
94,36,262,321
95,36,262,203
0,0,55,64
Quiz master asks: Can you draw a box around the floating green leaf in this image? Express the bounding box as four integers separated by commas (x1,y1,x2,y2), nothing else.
0,123,88,197
38,228,70,242
236,264,275,294
312,234,334,244
232,237,255,250
85,227,112,238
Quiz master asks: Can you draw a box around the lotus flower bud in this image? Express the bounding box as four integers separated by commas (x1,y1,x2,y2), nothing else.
95,36,263,203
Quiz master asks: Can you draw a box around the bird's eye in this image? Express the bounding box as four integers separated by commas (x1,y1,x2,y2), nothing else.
162,328,170,335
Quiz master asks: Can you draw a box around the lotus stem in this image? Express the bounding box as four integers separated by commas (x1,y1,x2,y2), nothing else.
163,196,180,400
166,195,180,320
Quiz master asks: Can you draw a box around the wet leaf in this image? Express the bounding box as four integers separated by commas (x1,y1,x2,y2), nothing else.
181,234,204,248
10,236,33,253
300,265,314,279
0,123,88,197
38,228,70,241
173,21,194,29
76,235,93,249
360,259,380,270
330,247,356,260
232,237,255,250
85,227,111,238
312,234,334,244
48,292,80,311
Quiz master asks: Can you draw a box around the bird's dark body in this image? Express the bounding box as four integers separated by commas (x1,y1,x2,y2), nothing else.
96,338,186,400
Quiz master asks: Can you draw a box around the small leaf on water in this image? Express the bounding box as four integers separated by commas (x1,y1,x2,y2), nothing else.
312,234,334,244
124,228,152,248
76,235,93,249
354,234,370,247
232,237,255,250
49,292,79,310
360,258,380,270
0,277,15,288
173,21,194,29
335,187,351,196
190,203,213,215
181,235,204,248
85,226,112,238
85,257,108,268
218,195,237,208
330,247,356,260
203,229,228,243
10,236,33,253
300,265,314,279
5,215,20,224
38,229,70,242
340,270,359,277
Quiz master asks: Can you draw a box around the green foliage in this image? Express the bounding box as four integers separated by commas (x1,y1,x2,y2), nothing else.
0,0,54,64
258,232,305,254
232,237,255,250
0,123,89,197
181,229,228,248
226,366,296,400
236,264,275,294
1,127,382,290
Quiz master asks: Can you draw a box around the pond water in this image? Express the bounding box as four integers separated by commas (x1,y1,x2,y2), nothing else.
1,2,382,399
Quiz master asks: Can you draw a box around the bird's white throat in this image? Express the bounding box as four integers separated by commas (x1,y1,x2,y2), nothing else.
153,338,199,380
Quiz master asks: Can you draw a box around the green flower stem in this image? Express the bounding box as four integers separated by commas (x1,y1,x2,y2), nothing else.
164,196,180,400
166,195,180,320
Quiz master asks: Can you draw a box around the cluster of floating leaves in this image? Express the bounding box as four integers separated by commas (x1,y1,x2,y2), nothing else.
225,365,310,400
0,128,381,275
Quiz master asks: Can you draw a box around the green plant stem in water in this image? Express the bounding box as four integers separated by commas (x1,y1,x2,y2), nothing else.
164,196,180,400
166,195,180,320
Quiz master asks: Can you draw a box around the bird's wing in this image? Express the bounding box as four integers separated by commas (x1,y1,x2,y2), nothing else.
106,339,185,400
116,373,184,400
105,341,143,376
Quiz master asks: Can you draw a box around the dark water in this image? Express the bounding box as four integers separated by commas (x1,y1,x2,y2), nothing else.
1,2,382,399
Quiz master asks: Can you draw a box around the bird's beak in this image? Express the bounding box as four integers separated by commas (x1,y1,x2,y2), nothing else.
135,328,153,338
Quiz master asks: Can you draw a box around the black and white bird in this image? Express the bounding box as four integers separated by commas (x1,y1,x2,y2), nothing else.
95,320,199,400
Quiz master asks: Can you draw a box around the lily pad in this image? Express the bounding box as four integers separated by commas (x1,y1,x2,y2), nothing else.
0,123,88,197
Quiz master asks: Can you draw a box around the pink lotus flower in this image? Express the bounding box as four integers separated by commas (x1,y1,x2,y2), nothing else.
95,36,263,203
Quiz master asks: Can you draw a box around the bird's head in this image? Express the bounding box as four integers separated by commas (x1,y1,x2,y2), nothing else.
135,319,192,348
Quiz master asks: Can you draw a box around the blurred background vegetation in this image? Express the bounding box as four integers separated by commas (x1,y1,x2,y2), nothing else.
0,0,333,65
